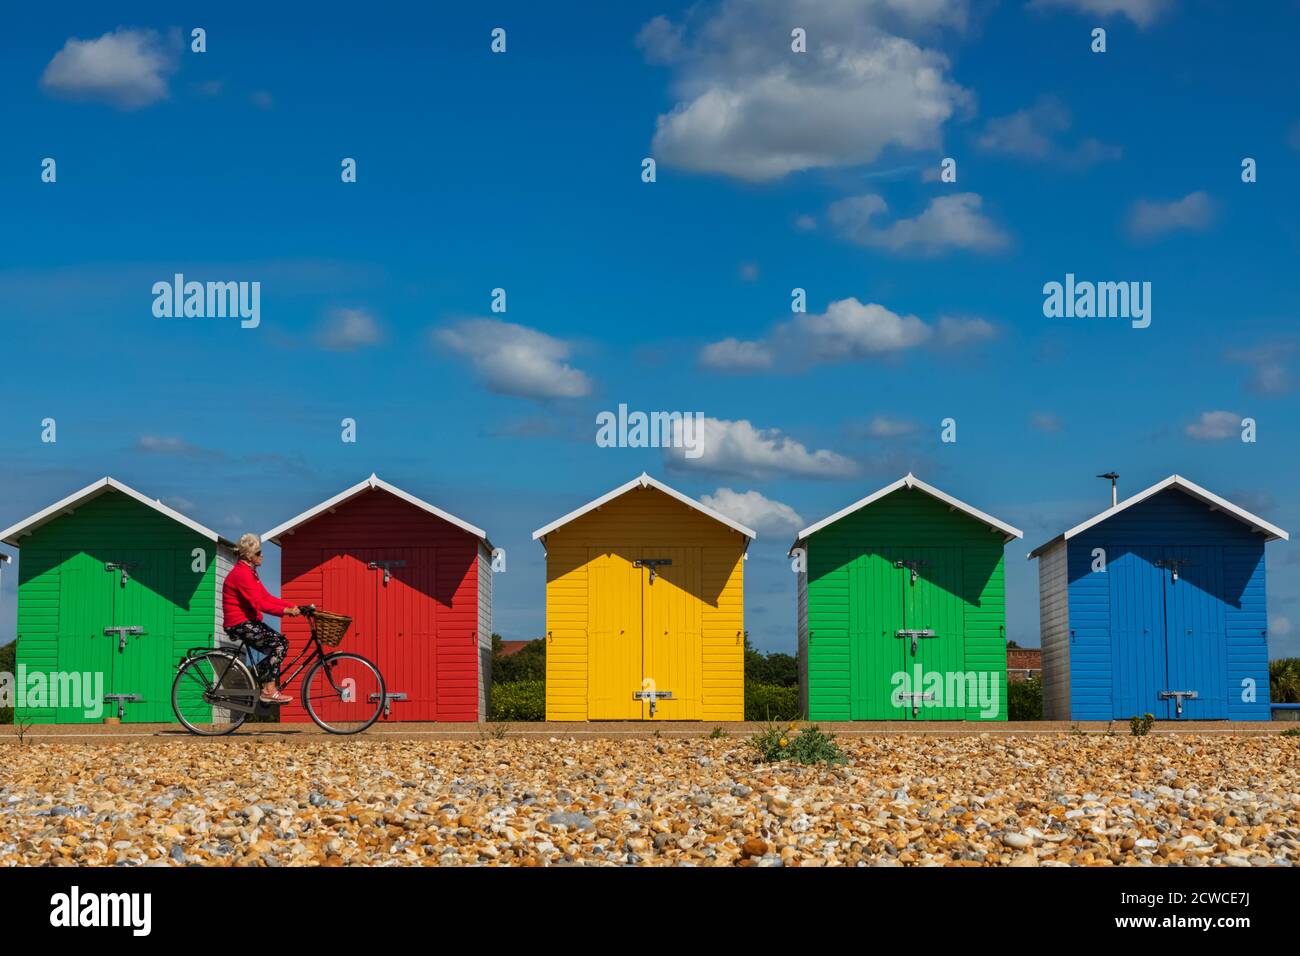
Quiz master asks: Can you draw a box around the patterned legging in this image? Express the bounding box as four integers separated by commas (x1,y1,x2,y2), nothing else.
226,620,288,682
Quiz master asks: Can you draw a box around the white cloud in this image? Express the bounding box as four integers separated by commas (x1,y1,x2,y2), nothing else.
434,319,592,400
794,298,933,356
935,315,998,347
666,417,858,480
1227,343,1295,396
1185,410,1241,441
699,337,774,372
162,496,196,513
829,193,1010,256
1030,412,1064,433
1271,615,1293,637
699,297,999,372
738,262,760,281
41,28,177,109
251,90,274,110
700,488,804,534
1028,0,1172,29
977,95,1120,167
137,435,207,457
642,1,972,182
794,214,817,231
318,308,383,351
1128,191,1215,240
863,415,918,438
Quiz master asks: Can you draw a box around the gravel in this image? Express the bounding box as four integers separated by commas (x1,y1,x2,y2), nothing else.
0,734,1296,866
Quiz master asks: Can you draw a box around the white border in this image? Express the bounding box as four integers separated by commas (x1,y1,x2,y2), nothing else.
262,474,490,545
1028,474,1289,558
1,476,229,546
531,472,757,542
791,473,1022,550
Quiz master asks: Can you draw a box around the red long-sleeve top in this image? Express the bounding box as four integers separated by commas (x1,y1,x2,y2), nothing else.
222,559,294,628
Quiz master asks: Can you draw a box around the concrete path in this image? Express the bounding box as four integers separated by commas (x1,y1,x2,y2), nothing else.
0,719,1287,743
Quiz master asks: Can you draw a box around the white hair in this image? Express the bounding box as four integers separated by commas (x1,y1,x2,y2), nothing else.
237,533,261,560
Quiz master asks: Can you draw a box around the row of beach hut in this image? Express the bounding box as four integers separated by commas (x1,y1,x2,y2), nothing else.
0,471,1288,724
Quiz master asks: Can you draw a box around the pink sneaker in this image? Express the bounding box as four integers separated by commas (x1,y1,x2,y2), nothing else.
259,690,292,704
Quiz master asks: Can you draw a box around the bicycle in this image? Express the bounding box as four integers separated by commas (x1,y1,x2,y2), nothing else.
171,605,387,735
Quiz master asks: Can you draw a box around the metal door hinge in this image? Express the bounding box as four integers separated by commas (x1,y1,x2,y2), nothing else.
634,558,672,583
369,691,407,718
105,562,139,587
103,693,142,719
103,625,145,651
895,628,935,655
368,559,407,585
896,691,935,717
1159,689,1198,718
634,689,673,717
894,559,930,584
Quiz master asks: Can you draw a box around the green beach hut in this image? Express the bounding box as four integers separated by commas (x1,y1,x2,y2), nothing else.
792,474,1022,721
1,477,235,724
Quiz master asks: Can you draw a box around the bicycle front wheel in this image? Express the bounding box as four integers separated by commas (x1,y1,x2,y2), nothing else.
302,653,386,734
172,650,257,736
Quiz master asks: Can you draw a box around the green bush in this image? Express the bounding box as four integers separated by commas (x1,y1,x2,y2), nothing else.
491,635,546,683
749,722,845,765
1280,727,1300,737
745,683,799,721
1270,658,1300,704
1130,713,1155,736
1008,676,1042,721
489,680,545,722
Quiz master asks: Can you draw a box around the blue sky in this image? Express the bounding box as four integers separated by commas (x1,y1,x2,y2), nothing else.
1,0,1298,656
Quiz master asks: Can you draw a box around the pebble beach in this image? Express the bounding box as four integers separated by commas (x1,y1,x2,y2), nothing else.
2,733,1297,867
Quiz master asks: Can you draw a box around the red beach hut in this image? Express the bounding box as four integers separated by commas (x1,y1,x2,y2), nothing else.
263,474,493,722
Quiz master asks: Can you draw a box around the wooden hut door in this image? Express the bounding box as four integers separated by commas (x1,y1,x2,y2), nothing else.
313,551,380,725
902,548,965,721
641,547,702,720
111,550,175,723
587,549,642,719
374,548,437,721
1158,545,1226,719
1109,546,1171,719
55,551,116,724
848,549,907,720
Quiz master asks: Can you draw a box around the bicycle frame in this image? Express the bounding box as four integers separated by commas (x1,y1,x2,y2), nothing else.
190,619,329,712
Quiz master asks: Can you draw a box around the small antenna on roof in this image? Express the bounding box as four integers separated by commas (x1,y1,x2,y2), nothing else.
1097,472,1119,508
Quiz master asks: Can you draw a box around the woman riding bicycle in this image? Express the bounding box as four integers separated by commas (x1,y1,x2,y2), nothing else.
223,533,301,705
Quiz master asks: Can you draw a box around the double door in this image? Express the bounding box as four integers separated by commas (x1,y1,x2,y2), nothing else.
587,547,702,720
848,547,966,720
1109,545,1226,719
56,549,175,722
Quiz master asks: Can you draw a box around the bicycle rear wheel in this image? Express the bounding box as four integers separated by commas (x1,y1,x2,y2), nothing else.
172,650,257,735
302,652,385,734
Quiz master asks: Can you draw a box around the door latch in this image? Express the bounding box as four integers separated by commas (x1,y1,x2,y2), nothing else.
105,562,139,587
103,693,142,719
634,558,672,583
1154,558,1193,582
368,559,407,585
104,626,145,651
896,691,935,717
368,691,408,718
895,628,935,655
1159,689,1198,717
894,559,930,584
634,689,673,716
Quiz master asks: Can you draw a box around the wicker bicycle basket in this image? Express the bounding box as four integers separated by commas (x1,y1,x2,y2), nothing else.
311,610,352,647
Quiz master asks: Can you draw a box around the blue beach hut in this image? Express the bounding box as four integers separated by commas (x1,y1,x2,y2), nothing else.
1029,476,1288,721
